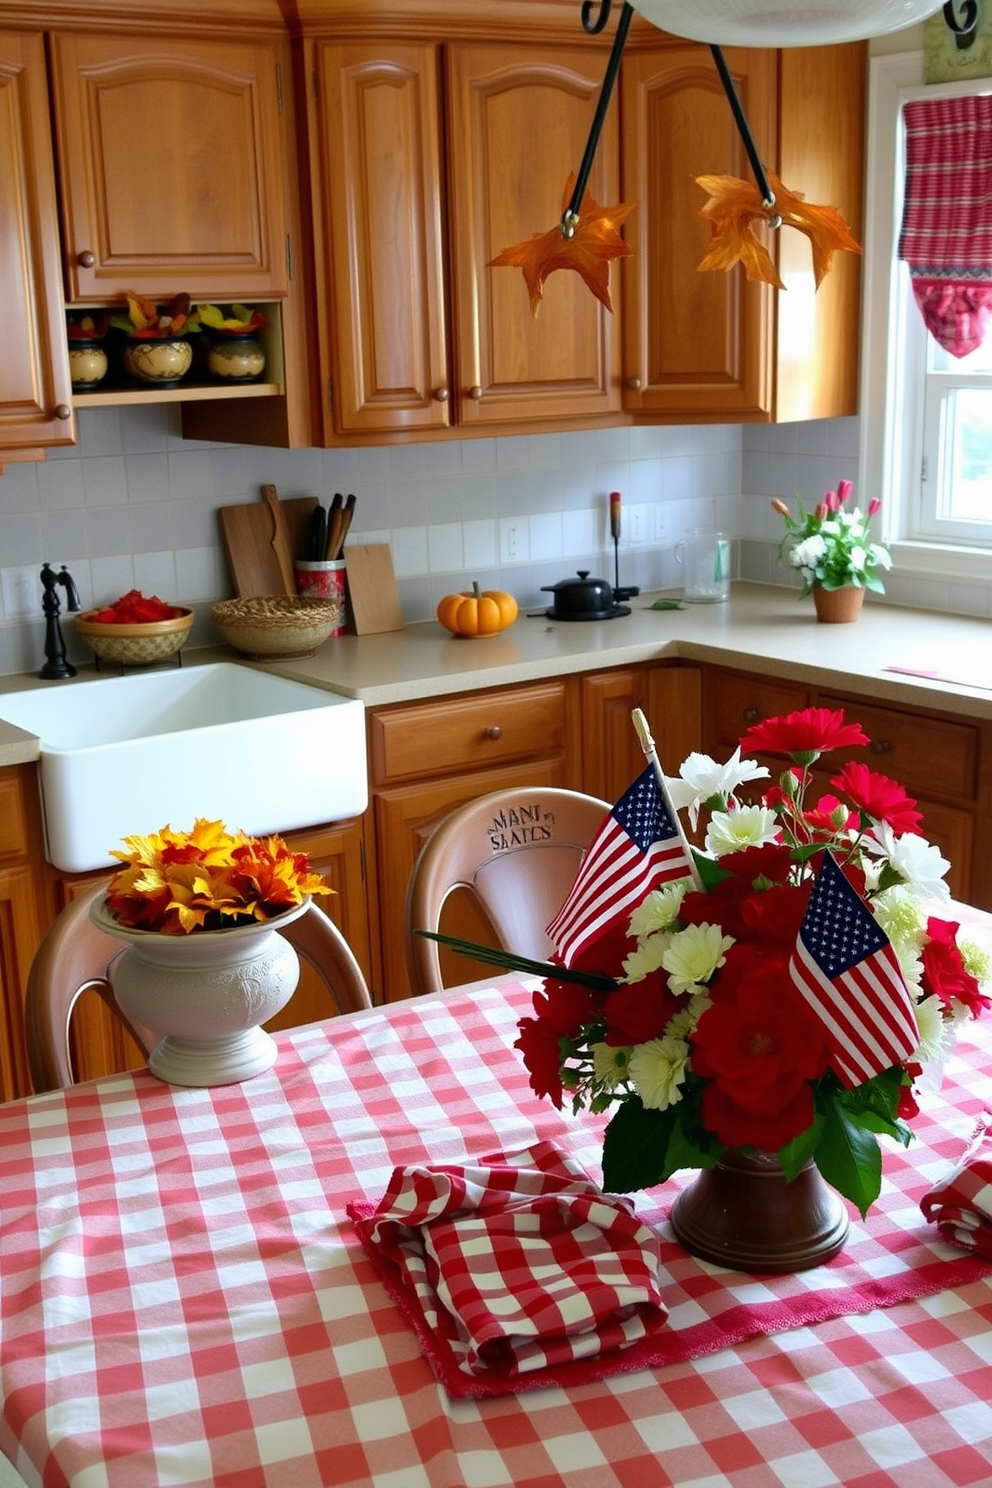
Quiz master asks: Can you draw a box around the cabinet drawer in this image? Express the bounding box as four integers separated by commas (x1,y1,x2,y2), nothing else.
371,683,567,786
817,694,980,804
707,670,809,748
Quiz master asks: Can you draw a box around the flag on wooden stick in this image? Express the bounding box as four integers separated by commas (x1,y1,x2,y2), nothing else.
789,851,919,1089
546,766,695,969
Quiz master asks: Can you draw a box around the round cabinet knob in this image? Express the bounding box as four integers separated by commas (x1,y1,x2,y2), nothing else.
485,725,503,741
626,376,643,392
54,404,72,421
77,250,96,268
434,387,449,403
869,739,891,756
743,707,760,724
468,386,483,401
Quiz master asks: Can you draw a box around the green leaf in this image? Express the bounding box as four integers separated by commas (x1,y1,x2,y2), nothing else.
601,1098,678,1192
692,850,733,892
814,1090,883,1217
413,929,616,990
778,1112,822,1180
663,1120,723,1177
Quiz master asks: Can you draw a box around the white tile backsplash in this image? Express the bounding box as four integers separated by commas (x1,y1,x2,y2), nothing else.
3,406,985,677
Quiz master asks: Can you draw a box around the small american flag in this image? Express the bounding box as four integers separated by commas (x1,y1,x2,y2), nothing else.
790,851,919,1090
546,766,694,968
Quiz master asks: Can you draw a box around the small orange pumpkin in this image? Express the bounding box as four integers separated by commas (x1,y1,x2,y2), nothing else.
437,581,518,638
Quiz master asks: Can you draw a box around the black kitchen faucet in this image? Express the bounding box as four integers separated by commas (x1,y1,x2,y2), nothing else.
39,562,82,680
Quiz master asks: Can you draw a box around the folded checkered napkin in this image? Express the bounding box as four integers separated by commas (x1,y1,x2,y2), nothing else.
921,1114,992,1258
348,1141,669,1396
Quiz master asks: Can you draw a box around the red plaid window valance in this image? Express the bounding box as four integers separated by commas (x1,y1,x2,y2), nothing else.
898,94,992,358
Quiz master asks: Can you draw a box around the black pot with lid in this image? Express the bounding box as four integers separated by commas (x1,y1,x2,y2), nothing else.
540,571,631,621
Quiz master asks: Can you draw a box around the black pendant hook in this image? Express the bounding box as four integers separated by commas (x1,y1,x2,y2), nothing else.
709,45,779,222
943,0,979,33
581,0,614,33
563,1,634,235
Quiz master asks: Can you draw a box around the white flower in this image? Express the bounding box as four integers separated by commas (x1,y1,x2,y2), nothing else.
864,822,951,902
872,885,926,991
870,543,892,570
705,804,779,857
791,534,827,569
628,883,687,939
848,544,867,572
912,994,951,1065
665,747,768,829
621,934,672,984
662,922,735,995
665,992,711,1041
628,1036,690,1110
591,1042,631,1090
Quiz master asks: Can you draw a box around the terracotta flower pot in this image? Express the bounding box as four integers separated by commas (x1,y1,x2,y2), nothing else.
669,1148,850,1273
812,584,865,624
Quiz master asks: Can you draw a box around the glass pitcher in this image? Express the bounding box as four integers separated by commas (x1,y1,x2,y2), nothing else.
675,530,731,603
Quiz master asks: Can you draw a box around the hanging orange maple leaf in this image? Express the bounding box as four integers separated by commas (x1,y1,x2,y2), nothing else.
488,174,635,316
696,171,861,290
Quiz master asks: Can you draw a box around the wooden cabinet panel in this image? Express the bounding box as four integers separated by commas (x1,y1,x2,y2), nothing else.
313,40,450,435
50,33,289,301
0,31,75,455
705,668,809,752
621,44,776,419
446,43,621,426
280,818,373,1017
0,865,42,1103
370,683,568,785
580,664,701,803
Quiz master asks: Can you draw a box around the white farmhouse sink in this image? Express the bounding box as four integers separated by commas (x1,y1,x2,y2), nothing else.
0,663,367,873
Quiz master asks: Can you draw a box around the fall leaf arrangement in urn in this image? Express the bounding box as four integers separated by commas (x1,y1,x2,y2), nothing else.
515,707,990,1217
771,477,892,598
104,818,330,936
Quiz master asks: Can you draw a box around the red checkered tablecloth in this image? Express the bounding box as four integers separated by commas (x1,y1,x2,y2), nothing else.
0,977,991,1488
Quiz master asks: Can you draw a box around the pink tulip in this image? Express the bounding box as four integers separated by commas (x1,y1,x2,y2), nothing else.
815,503,828,522
823,489,840,512
868,497,881,517
837,478,853,505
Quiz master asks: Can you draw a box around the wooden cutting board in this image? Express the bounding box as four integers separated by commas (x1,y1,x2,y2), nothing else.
344,544,405,634
218,495,318,597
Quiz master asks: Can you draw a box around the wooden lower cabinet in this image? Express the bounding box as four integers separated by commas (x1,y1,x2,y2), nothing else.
580,664,702,803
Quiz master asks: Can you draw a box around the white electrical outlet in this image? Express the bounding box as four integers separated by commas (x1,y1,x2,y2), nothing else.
629,507,646,545
653,506,668,543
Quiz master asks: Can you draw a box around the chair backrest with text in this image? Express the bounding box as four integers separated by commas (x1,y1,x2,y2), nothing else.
25,882,372,1092
405,786,610,996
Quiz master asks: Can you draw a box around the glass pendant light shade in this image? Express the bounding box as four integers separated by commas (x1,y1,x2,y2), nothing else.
628,0,945,47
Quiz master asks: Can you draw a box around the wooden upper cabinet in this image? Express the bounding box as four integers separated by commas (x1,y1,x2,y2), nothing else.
0,32,75,453
49,32,289,302
313,41,451,435
312,37,621,438
621,44,776,421
445,43,622,427
620,39,864,424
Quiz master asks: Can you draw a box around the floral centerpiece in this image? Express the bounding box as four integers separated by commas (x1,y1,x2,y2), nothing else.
514,708,990,1223
771,478,891,598
103,816,330,936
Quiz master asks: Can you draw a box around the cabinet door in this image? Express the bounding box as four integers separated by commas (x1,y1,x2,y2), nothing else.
0,33,75,454
278,819,373,1023
314,41,450,436
581,665,702,803
446,43,622,426
50,33,288,301
620,44,776,419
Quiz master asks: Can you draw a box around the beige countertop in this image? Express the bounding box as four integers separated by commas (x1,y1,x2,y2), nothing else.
3,582,992,766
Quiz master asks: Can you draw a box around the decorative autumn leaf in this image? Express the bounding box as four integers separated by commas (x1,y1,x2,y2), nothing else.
488,174,635,316
696,171,862,290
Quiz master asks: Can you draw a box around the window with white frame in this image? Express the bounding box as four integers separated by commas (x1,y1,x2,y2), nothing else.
861,53,992,575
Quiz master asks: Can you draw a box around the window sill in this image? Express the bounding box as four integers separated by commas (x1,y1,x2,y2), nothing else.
888,540,992,582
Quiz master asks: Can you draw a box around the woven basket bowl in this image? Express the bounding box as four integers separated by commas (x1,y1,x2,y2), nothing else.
212,595,343,659
75,607,194,664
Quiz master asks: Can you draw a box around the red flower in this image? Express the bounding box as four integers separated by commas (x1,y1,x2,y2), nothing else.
601,976,681,1046
801,793,858,836
830,761,922,834
691,954,829,1146
741,707,869,763
514,977,601,1108
702,1082,816,1152
921,918,990,1018
678,848,804,947
515,1017,566,1107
